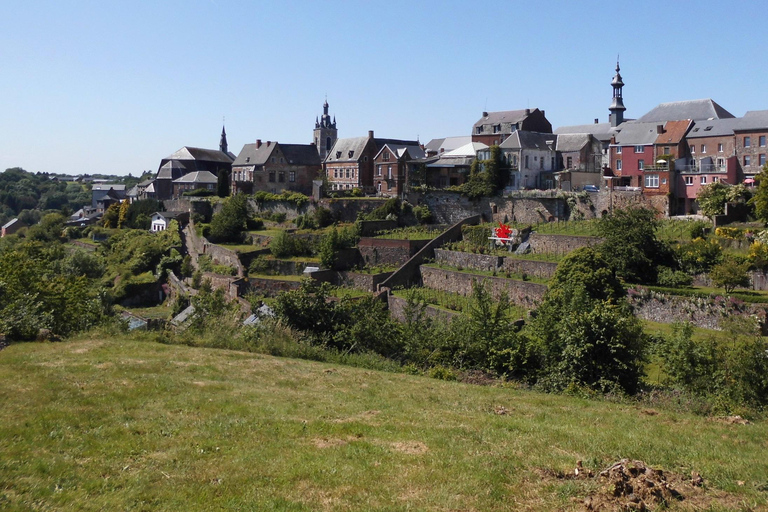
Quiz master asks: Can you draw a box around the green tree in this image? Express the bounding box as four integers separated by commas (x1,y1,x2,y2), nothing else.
596,206,671,284
117,200,130,228
529,247,646,394
102,202,120,228
209,194,247,243
697,182,751,218
750,164,768,222
319,226,340,268
709,257,751,293
217,169,230,198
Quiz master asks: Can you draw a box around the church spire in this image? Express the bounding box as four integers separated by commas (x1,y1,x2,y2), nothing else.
609,58,626,127
219,124,228,154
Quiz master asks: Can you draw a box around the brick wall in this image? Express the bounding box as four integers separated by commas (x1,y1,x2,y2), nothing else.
419,266,546,308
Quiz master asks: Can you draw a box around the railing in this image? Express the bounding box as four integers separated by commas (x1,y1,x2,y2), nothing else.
677,164,727,174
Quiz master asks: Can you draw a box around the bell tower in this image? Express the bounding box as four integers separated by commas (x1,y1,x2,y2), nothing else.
313,98,337,161
609,59,626,128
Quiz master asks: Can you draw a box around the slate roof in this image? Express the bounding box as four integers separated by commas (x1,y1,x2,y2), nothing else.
424,138,445,153
233,142,276,166
425,136,472,154
375,143,426,161
92,184,126,192
473,110,532,130
686,118,742,139
554,122,618,143
153,211,188,221
157,160,190,180
172,171,217,184
325,136,371,163
637,99,734,123
556,133,593,152
736,110,768,131
655,120,693,145
164,146,235,163
500,131,557,150
280,144,322,166
444,142,488,157
612,122,663,145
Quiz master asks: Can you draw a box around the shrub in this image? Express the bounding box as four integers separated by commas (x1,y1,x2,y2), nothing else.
269,231,295,258
675,237,722,274
709,257,751,294
413,204,433,224
656,266,693,288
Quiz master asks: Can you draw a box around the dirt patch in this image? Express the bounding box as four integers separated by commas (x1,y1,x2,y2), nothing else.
312,437,348,449
539,459,745,511
390,441,428,455
711,415,751,425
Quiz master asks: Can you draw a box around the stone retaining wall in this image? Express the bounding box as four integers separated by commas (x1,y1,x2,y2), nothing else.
527,233,602,255
500,258,559,279
387,294,460,323
419,266,546,308
358,238,430,267
433,249,559,279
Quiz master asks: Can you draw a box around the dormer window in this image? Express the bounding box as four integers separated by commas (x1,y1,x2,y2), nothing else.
336,151,342,158
476,126,483,134
348,150,354,158
245,157,250,163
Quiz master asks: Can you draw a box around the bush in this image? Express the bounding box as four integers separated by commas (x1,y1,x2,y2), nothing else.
413,204,433,224
656,266,693,288
209,194,248,243
248,256,271,276
675,237,722,275
688,221,709,240
269,231,295,258
709,257,751,294
182,188,216,197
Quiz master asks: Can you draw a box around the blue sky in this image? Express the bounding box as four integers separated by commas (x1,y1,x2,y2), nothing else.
1,0,766,176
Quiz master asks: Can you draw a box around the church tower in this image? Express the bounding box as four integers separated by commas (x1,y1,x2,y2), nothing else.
609,59,626,127
219,125,228,154
313,99,337,161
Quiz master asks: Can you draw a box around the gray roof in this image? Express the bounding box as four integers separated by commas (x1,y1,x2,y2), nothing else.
233,142,276,166
375,143,425,161
686,118,742,139
554,122,618,142
426,136,472,154
280,144,322,166
426,155,474,168
164,146,235,163
325,136,371,163
92,184,126,192
153,211,188,220
126,185,139,197
172,171,217,184
2,218,21,230
556,133,595,152
157,160,190,180
500,131,557,150
612,122,661,145
637,99,734,123
473,109,532,129
425,138,444,153
736,110,768,131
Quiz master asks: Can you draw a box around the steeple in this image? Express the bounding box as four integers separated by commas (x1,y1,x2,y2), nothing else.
219,125,228,154
313,98,338,160
609,58,626,127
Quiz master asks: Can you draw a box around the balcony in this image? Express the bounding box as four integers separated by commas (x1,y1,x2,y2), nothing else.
677,163,727,174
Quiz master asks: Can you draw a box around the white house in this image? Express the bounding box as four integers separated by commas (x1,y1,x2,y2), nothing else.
150,211,189,232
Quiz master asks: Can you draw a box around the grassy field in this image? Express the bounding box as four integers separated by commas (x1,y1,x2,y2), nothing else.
1,337,766,511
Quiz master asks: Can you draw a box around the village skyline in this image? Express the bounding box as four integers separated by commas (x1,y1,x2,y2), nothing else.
1,0,767,176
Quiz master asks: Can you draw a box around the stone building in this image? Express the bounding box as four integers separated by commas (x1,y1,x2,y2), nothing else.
313,99,338,162
471,109,552,146
231,140,322,195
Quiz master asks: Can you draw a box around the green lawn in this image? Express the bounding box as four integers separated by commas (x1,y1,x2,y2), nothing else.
0,338,765,511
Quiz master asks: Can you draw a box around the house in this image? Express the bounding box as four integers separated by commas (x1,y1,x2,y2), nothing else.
66,207,101,226
424,136,472,157
154,129,235,200
324,131,419,193
499,131,558,189
636,98,735,124
471,109,552,146
609,122,661,188
172,171,218,198
231,140,322,195
91,184,126,209
372,143,425,196
150,211,189,232
639,119,693,198
734,110,768,179
422,141,488,189
554,133,603,191
1,218,26,237
555,121,618,170
126,178,156,203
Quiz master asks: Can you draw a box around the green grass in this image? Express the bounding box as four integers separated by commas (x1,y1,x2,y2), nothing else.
218,242,263,254
375,226,443,240
1,337,766,510
122,305,173,320
392,288,529,318
248,274,305,282
423,263,550,285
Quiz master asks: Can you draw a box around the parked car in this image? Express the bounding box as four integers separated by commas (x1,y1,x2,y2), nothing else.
583,185,600,192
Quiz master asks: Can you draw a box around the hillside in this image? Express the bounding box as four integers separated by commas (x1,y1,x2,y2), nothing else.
1,338,766,511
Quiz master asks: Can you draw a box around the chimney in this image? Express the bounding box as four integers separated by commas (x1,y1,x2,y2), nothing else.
594,119,599,124
256,139,262,148
525,108,530,115
267,141,271,147
368,130,374,138
541,110,545,117
482,111,488,117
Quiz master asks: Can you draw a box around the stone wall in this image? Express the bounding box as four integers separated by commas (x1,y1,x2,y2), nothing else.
419,266,547,308
246,277,302,297
627,287,768,331
309,270,393,292
358,220,397,236
434,248,559,279
358,238,430,267
184,223,246,277
387,293,460,323
500,258,558,279
527,233,602,255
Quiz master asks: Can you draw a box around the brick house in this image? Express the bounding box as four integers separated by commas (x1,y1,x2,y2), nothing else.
734,110,768,179
638,119,693,198
372,143,425,196
231,140,322,195
324,131,419,193
471,109,552,147
422,141,487,189
610,122,659,188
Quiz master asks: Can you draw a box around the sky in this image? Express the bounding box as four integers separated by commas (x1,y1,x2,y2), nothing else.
1,0,767,176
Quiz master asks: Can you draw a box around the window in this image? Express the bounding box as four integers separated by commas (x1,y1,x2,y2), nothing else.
616,146,622,154
383,151,390,162
685,176,693,185
268,172,275,182
271,157,276,163
635,145,644,153
744,136,751,147
289,171,296,182
566,156,573,168
540,158,544,169
245,157,250,163
690,145,695,154
744,155,751,166
377,165,381,176
760,154,766,166
278,172,285,183
701,145,706,153
345,169,350,178
280,157,284,164
524,155,529,168
348,150,354,158
335,151,341,158
326,137,332,151
387,166,392,179
638,159,644,170
700,176,707,185
662,178,667,185
493,124,501,133
761,136,767,147
476,126,483,134
616,159,622,170
664,146,670,154
644,174,659,188
718,143,723,152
